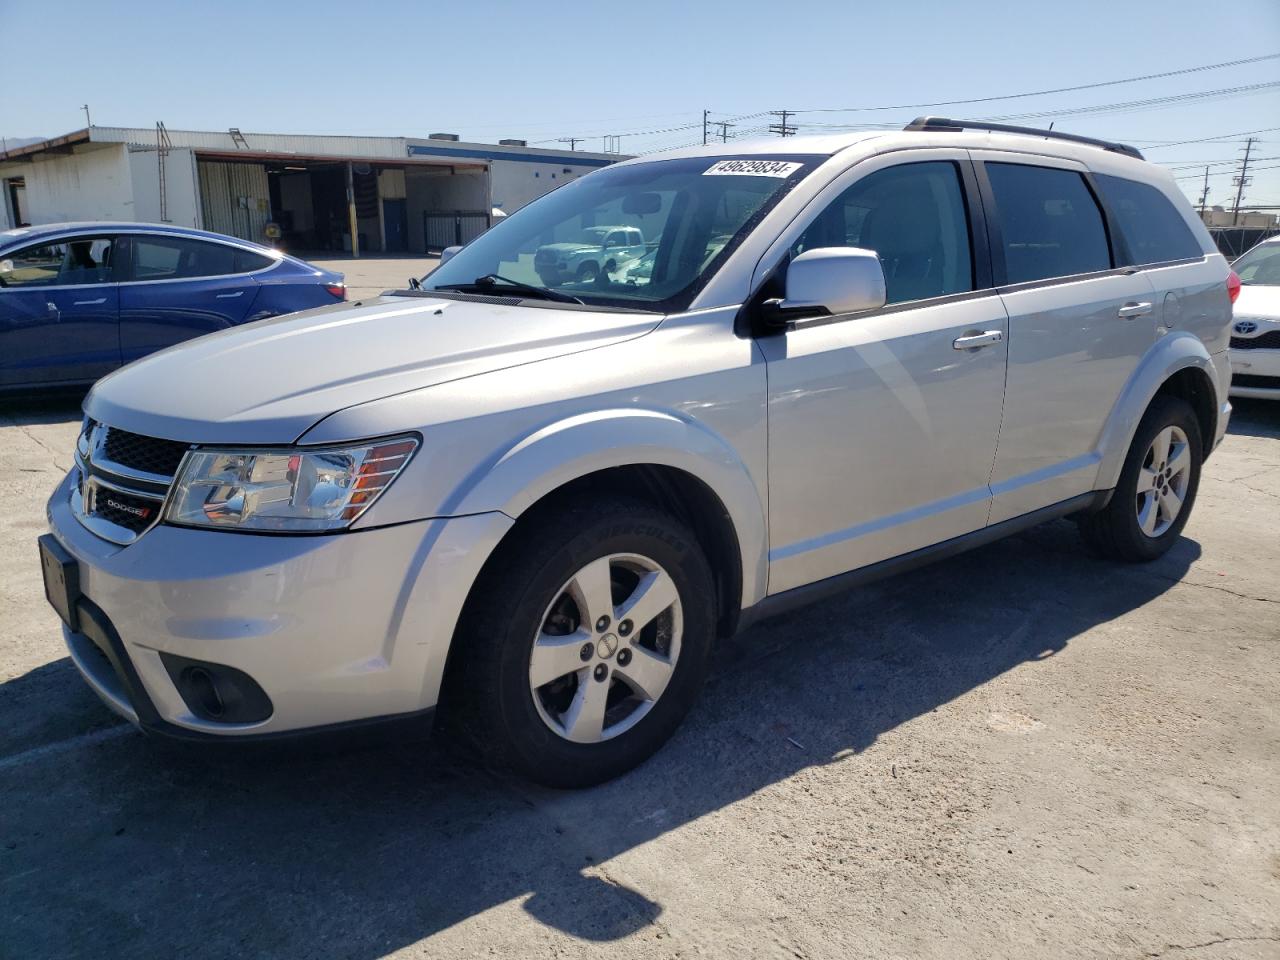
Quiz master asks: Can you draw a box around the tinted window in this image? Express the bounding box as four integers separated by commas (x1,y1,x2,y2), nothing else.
986,163,1111,284
793,161,973,304
0,237,114,287
1094,174,1202,266
132,237,239,281
235,249,276,273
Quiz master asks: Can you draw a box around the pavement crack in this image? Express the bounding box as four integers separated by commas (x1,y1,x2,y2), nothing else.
1142,935,1280,957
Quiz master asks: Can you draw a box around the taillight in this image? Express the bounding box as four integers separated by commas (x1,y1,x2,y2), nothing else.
1227,270,1241,305
325,283,347,300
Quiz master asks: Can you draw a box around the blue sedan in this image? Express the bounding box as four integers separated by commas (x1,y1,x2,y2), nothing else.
0,222,345,390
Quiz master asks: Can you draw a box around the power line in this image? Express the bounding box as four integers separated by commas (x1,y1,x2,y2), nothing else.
789,52,1280,114
1143,126,1280,149
976,80,1280,123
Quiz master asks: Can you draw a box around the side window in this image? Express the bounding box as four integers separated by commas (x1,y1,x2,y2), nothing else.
604,232,623,248
132,237,239,281
234,249,276,273
791,161,974,305
0,237,114,287
985,163,1111,284
1094,174,1202,266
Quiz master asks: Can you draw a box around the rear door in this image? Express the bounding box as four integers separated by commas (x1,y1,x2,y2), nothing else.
0,234,120,386
973,153,1158,524
118,234,266,363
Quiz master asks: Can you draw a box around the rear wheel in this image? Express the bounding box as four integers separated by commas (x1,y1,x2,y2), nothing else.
444,497,716,787
1078,395,1202,562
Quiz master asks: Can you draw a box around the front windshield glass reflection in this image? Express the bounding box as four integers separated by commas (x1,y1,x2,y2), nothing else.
422,155,821,311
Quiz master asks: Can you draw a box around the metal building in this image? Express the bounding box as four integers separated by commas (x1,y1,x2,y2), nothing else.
0,127,622,255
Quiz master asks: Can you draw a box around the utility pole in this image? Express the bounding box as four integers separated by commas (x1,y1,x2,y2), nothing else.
82,104,91,128
1198,166,1210,216
1232,137,1256,226
558,137,581,151
768,110,797,137
703,109,709,146
714,120,736,143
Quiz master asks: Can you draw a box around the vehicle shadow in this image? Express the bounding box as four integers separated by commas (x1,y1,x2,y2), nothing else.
0,519,1201,958
1226,397,1280,439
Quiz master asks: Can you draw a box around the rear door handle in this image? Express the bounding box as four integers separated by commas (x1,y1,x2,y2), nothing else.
215,290,245,299
1117,301,1153,319
73,297,107,306
953,330,1004,350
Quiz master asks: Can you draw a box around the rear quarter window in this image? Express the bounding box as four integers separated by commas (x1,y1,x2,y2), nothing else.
1094,174,1203,265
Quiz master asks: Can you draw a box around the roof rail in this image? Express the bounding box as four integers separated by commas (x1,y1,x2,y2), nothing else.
903,116,1144,160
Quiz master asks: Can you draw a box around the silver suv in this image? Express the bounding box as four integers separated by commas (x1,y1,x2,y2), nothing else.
40,118,1233,787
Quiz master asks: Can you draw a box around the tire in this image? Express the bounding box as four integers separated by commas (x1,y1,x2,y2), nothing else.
1078,394,1202,562
576,261,599,283
443,497,716,788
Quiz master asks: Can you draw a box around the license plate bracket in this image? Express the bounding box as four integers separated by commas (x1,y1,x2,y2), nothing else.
38,534,81,631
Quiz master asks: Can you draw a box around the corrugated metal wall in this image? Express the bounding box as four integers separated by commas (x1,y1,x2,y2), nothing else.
197,160,270,241
94,127,413,160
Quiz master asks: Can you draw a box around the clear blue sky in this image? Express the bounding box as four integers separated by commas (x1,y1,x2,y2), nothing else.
2,0,1278,206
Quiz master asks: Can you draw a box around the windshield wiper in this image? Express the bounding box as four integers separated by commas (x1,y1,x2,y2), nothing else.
434,274,583,304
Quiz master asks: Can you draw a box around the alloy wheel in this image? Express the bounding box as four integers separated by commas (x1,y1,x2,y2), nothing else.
1135,425,1191,538
528,553,682,743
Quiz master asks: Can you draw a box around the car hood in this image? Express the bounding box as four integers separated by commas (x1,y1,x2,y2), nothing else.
86,294,661,444
539,242,594,253
1234,284,1280,319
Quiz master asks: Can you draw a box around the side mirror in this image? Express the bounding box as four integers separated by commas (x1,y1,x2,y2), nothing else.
775,247,886,322
438,245,463,266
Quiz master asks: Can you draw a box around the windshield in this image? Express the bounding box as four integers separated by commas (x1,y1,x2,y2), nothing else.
422,154,822,311
1233,241,1280,286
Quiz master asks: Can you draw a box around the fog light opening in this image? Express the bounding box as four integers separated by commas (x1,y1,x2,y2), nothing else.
184,667,225,719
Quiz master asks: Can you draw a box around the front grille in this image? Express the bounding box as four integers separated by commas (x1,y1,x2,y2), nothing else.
100,424,190,477
73,420,185,545
1233,374,1280,390
1230,331,1280,350
92,487,162,534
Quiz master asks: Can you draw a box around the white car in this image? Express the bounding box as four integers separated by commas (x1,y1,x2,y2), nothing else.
1229,236,1280,399
534,225,646,283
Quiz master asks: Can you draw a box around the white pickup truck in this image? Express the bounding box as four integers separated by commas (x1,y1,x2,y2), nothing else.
534,225,646,283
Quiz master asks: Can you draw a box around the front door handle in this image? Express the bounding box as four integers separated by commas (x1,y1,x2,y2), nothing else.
953,330,1004,350
73,297,107,306
215,290,245,299
1117,301,1153,319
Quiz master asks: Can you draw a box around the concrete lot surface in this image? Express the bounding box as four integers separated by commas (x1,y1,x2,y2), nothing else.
308,254,439,301
0,273,1277,957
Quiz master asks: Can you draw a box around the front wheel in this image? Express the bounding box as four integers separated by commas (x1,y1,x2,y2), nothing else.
1078,395,1202,562
444,498,716,788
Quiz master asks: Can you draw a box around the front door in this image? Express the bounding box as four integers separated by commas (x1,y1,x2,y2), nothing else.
973,154,1158,524
760,156,1009,593
0,234,120,386
383,198,408,252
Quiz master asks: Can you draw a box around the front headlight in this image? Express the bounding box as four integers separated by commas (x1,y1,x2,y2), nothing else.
165,436,418,532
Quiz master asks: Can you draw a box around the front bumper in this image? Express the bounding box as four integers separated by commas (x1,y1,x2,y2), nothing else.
46,470,513,739
1228,346,1280,399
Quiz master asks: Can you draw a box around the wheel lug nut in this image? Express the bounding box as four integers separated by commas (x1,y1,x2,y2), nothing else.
618,619,633,637
616,648,632,666
593,664,608,682
595,615,610,632
580,642,593,661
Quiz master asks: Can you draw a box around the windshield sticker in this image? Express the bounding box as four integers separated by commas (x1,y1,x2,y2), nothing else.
703,159,802,178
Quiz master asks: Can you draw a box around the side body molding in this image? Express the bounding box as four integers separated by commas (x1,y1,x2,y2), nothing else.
1093,331,1220,491
447,408,770,610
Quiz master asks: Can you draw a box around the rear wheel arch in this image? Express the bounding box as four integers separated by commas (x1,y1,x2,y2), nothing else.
1154,366,1217,463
